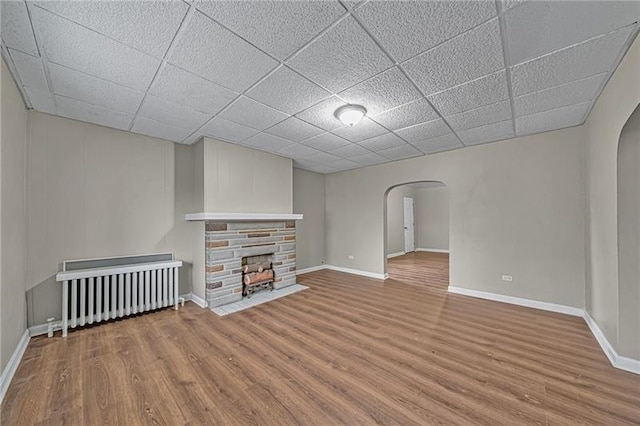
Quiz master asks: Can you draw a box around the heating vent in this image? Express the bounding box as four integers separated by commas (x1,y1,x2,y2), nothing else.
55,253,183,337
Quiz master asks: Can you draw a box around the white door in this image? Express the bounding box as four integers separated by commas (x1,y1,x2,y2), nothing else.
403,197,415,253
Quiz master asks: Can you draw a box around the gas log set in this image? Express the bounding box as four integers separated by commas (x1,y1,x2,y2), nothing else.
242,254,275,297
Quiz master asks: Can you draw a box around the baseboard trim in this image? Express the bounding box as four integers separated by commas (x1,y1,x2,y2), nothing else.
0,329,30,404
296,265,328,275
325,265,386,280
29,323,51,337
583,311,640,375
416,248,450,254
447,286,584,317
386,251,405,259
181,292,207,308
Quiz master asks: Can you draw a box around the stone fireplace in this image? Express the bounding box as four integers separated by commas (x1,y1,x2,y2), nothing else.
204,220,298,308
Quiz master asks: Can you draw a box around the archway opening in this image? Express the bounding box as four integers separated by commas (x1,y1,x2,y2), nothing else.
383,181,449,290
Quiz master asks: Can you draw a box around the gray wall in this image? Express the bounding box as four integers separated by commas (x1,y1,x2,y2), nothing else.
386,185,416,255
415,186,449,251
1,59,28,372
293,168,326,270
326,126,586,308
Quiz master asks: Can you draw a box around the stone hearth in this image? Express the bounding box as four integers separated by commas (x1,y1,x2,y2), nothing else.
205,221,297,308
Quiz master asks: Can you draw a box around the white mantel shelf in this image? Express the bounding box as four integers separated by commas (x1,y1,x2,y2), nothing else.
185,213,303,222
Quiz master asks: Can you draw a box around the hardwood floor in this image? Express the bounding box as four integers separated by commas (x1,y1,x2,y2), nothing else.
388,251,449,290
3,261,640,425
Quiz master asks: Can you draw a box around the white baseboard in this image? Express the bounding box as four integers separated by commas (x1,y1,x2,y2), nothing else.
296,264,328,275
416,248,450,254
325,265,386,280
583,311,640,375
447,286,584,317
181,292,207,308
29,323,52,337
386,251,405,259
0,329,30,404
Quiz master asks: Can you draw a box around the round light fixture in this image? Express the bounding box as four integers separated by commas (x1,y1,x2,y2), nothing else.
335,104,367,126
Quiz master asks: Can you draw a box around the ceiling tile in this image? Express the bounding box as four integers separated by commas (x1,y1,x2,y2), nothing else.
446,100,512,131
300,133,351,151
32,7,160,90
131,116,193,143
138,95,211,132
266,117,324,142
333,117,387,142
34,0,188,58
183,132,204,145
371,98,439,130
302,151,343,164
169,11,278,92
379,143,423,160
329,143,372,159
56,96,133,131
510,26,634,96
505,1,640,65
356,1,496,62
196,1,345,60
327,158,360,171
402,18,504,94
49,63,145,114
24,87,56,115
149,64,237,115
513,73,606,117
458,120,514,146
1,1,39,55
296,162,338,174
413,134,463,154
516,102,591,136
219,96,289,131
247,67,331,114
201,117,259,143
358,132,406,151
277,143,323,160
287,16,393,93
295,96,347,131
350,152,388,166
395,119,451,143
242,133,296,153
427,70,509,116
8,49,49,93
338,67,421,116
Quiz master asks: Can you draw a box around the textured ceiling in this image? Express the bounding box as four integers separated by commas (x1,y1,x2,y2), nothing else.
2,0,639,174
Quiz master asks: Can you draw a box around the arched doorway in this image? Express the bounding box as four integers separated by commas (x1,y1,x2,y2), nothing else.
617,103,640,360
383,181,449,290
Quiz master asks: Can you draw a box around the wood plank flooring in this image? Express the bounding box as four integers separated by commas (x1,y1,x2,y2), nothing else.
2,256,639,425
388,251,449,290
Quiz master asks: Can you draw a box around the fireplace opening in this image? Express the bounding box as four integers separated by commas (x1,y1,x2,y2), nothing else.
242,254,274,297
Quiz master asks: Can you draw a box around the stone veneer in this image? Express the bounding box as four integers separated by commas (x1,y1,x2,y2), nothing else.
205,221,297,308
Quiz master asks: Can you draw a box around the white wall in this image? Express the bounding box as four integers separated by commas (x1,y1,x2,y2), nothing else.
385,185,416,255
326,126,586,308
293,168,325,270
1,59,28,372
415,186,449,251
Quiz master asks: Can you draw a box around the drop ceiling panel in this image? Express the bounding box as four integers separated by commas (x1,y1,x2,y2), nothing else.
300,133,351,151
357,0,496,62
287,16,393,93
446,100,512,131
516,102,591,136
295,96,347,131
138,95,211,132
358,132,406,151
371,98,439,131
277,143,323,160
169,11,278,92
49,63,145,114
458,120,514,146
201,117,259,143
333,117,387,142
243,133,296,153
33,0,189,58
427,70,509,116
301,151,343,164
338,67,421,116
505,1,640,65
196,1,345,60
131,116,193,143
395,119,451,143
32,7,160,90
1,1,38,56
8,49,49,93
513,73,606,117
510,26,634,96
23,87,55,114
413,133,464,154
219,96,289,131
266,117,324,142
327,158,360,170
56,96,133,131
350,152,388,166
402,18,504,94
149,64,237,115
329,143,372,159
378,143,423,160
247,66,331,115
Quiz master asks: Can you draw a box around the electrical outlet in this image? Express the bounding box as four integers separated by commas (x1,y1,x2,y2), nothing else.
502,275,513,282
348,255,354,260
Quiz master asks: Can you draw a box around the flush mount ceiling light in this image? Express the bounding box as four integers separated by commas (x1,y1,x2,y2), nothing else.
335,104,367,126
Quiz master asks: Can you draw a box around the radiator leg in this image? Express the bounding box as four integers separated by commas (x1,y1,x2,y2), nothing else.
62,280,69,337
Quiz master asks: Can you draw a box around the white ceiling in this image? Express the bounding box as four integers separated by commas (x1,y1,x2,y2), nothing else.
2,0,639,174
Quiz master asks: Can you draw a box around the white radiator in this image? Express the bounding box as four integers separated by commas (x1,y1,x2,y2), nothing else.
55,253,183,337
